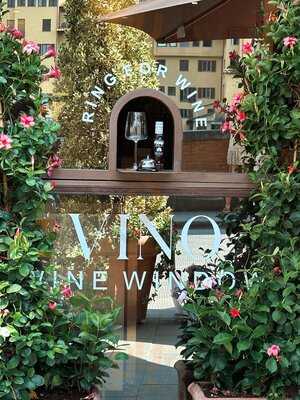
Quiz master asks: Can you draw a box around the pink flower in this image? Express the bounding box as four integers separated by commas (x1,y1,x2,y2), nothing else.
61,286,73,298
43,67,61,80
238,132,246,141
288,165,297,175
283,36,298,49
0,309,10,318
0,134,12,150
231,93,244,107
229,308,240,318
43,46,57,59
47,154,63,177
236,111,247,122
14,228,21,238
48,301,57,311
213,100,221,109
22,41,40,55
0,23,7,33
9,28,23,39
20,114,35,129
242,42,254,55
229,50,238,61
267,345,280,358
221,121,233,133
201,277,217,290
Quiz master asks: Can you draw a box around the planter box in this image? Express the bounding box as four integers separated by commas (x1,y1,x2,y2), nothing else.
174,361,296,400
38,385,101,399
174,361,266,400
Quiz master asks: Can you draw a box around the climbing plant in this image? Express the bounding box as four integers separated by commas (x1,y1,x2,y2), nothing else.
0,6,124,399
178,1,300,398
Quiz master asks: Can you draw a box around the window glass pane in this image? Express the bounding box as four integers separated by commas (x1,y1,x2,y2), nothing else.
49,0,57,5
179,59,189,71
7,0,15,7
202,40,213,47
7,19,15,28
179,42,189,47
17,19,25,35
49,193,239,397
232,38,240,45
39,43,55,55
156,59,166,66
42,19,51,31
17,0,25,6
168,87,176,96
38,0,47,6
27,0,36,6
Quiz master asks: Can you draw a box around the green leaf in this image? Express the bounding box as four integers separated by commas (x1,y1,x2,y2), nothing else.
51,375,63,387
252,325,267,338
31,375,44,387
7,356,19,370
224,342,233,354
19,264,30,277
115,352,128,361
266,357,278,374
7,284,22,294
237,340,251,352
213,333,233,345
272,310,283,322
70,294,90,308
0,298,9,310
217,311,231,326
25,178,36,187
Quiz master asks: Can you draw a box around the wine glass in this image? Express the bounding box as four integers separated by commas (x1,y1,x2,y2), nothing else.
125,111,148,170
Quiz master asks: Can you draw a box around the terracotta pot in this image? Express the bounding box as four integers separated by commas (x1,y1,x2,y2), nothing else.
174,361,266,400
135,235,159,322
174,361,194,400
92,236,159,324
187,384,265,400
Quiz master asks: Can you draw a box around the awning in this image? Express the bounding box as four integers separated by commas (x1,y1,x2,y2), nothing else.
100,0,263,42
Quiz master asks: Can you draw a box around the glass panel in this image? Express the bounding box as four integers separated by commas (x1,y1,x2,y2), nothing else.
48,194,239,399
17,19,25,35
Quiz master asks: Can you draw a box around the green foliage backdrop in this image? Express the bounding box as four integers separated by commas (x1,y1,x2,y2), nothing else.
57,0,158,169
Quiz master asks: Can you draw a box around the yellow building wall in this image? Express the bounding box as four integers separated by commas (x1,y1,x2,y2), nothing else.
4,2,63,94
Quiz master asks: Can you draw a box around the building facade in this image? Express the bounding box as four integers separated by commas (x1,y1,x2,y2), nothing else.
4,0,65,93
3,1,243,131
154,38,242,131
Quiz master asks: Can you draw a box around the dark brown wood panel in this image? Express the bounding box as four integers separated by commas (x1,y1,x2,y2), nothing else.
51,169,253,184
52,178,254,197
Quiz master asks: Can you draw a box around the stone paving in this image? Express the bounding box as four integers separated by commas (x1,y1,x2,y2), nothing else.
102,281,181,400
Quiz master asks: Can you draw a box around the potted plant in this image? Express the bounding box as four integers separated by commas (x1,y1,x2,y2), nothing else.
175,1,300,399
108,195,175,322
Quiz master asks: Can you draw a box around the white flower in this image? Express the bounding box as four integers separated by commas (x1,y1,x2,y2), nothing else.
201,277,217,290
178,290,188,305
0,327,10,338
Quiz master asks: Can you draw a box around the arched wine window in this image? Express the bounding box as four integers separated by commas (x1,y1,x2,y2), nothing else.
109,88,183,172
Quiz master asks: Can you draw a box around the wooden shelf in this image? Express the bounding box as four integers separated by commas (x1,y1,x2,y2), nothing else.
117,169,174,174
